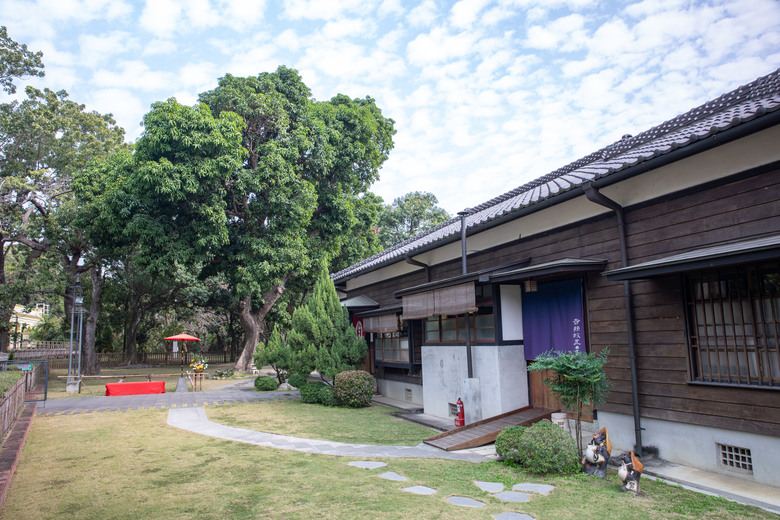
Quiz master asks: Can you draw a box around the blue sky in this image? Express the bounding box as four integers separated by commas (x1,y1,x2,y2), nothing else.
2,0,779,214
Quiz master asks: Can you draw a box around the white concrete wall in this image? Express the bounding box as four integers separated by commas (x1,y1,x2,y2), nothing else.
421,344,529,423
500,285,523,341
600,411,780,487
376,378,423,406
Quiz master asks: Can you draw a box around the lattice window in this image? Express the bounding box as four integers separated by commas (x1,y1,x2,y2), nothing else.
685,263,780,387
718,443,753,473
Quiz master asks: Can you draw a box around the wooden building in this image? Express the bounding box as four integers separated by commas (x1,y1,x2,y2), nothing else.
333,69,780,486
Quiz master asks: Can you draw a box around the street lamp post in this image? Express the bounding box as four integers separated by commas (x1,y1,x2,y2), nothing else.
66,276,84,393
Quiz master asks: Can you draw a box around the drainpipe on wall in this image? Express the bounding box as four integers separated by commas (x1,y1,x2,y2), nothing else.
458,209,474,379
582,184,643,457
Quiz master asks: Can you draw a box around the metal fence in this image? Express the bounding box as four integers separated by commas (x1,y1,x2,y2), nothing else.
0,360,47,440
40,351,232,370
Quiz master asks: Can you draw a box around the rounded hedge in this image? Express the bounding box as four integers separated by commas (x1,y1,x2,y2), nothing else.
287,373,308,389
254,376,278,392
495,425,527,463
299,382,328,404
333,370,375,408
318,385,339,407
515,420,579,475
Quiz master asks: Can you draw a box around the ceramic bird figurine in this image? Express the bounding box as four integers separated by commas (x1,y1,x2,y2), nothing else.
618,451,644,494
582,427,611,478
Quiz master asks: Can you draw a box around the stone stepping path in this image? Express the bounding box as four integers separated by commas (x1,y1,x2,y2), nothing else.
348,460,556,518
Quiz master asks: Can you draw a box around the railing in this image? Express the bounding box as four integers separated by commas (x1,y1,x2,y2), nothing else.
41,351,231,370
0,363,43,440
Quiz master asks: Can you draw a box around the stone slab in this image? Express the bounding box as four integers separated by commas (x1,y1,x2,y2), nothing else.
347,461,387,469
378,472,408,481
513,483,555,496
403,486,437,495
447,496,486,508
494,491,531,503
475,481,505,493
493,513,536,520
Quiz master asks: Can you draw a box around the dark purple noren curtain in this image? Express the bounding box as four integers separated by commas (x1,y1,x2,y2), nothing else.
522,278,584,360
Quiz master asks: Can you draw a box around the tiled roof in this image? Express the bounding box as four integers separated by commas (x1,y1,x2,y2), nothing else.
333,68,780,283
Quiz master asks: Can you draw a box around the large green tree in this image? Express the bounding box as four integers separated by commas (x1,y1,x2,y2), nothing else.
199,67,395,372
0,25,44,95
75,100,245,364
377,191,450,248
0,86,124,354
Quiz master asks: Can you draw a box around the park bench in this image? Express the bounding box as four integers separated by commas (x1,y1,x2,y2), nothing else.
57,372,205,394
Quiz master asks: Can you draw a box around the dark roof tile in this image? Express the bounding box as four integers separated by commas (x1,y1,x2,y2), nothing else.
333,68,780,282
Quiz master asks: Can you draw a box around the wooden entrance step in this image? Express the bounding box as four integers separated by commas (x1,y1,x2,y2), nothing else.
423,406,558,451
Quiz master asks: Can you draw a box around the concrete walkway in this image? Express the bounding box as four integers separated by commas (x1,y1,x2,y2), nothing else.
167,405,484,461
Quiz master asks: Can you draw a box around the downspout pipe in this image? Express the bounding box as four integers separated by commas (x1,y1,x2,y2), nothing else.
458,209,474,378
582,183,643,457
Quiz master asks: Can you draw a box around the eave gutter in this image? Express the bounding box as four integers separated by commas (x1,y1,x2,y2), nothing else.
582,182,644,457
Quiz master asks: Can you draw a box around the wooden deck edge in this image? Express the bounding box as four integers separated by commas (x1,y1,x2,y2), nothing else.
423,405,532,442
424,407,559,451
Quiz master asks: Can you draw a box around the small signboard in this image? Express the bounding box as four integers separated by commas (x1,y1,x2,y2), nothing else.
19,363,32,371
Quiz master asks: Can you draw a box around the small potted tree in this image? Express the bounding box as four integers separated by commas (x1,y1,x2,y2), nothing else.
529,349,611,457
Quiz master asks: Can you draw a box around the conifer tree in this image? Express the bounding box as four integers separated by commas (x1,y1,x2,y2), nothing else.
287,265,366,383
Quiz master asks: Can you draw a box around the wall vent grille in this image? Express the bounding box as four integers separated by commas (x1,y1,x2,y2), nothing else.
718,444,753,473
448,403,457,416
405,388,412,401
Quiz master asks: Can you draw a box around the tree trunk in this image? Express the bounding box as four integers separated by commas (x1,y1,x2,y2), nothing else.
235,298,262,373
81,266,104,375
234,282,287,372
123,293,142,365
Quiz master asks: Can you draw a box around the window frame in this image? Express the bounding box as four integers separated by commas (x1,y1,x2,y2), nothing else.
684,262,780,389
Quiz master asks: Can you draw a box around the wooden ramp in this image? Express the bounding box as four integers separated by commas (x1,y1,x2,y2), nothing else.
423,406,558,451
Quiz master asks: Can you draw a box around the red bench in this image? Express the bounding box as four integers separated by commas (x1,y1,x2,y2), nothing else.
105,381,166,396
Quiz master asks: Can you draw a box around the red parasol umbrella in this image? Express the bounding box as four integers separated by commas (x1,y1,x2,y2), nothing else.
164,333,201,342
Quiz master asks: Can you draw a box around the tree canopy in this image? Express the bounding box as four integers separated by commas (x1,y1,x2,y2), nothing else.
377,191,450,248
199,67,395,371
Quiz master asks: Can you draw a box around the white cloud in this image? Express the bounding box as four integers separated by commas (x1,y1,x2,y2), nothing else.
407,27,478,67
92,61,174,91
142,39,178,56
450,0,491,28
140,0,183,37
282,0,370,21
88,87,146,140
79,32,139,66
407,0,439,27
322,18,374,39
525,13,587,51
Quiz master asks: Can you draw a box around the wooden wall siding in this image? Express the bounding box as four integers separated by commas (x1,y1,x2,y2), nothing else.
344,170,780,436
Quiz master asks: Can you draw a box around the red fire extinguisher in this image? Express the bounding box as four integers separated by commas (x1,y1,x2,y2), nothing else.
455,398,465,427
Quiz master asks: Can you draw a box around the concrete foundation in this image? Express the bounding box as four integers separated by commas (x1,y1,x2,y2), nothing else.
376,378,423,406
599,410,780,487
421,344,528,423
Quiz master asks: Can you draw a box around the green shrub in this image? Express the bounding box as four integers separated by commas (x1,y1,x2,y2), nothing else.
299,382,328,404
495,425,527,463
253,376,278,392
0,372,24,395
288,373,308,389
318,385,338,406
514,420,579,475
333,370,374,408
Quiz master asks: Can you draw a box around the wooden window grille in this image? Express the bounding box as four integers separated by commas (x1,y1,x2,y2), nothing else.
424,285,495,343
374,332,409,363
685,263,780,387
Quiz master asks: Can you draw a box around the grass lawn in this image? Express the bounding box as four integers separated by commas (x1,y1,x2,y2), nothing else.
206,400,437,445
1,401,775,520
44,363,251,399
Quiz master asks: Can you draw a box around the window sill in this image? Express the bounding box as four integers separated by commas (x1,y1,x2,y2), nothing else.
687,380,779,391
